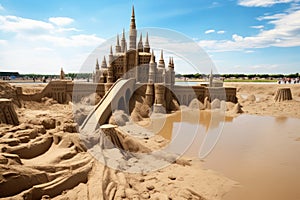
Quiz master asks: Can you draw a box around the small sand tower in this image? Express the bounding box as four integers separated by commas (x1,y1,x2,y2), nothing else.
274,88,292,102
0,99,19,125
60,67,65,80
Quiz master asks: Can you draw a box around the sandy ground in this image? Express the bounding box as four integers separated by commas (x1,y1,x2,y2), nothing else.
1,81,300,199
224,82,300,118
0,82,235,200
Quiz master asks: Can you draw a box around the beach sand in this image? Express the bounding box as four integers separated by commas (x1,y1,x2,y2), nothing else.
0,81,300,199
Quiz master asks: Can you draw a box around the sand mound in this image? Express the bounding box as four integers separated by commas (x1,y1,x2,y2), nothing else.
0,92,235,199
109,110,130,126
189,98,205,110
80,93,101,106
211,99,221,109
247,94,256,102
0,82,21,107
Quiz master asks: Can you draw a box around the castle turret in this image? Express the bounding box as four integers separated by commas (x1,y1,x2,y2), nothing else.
137,33,143,52
209,69,213,87
95,58,100,70
167,57,175,86
145,83,154,107
154,83,166,108
101,56,107,68
121,29,127,52
158,50,165,68
109,46,113,64
115,34,121,53
144,32,150,53
60,67,65,80
148,50,156,83
162,68,166,84
107,59,114,83
129,6,137,50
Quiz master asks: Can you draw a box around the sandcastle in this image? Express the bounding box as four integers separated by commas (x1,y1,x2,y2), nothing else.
274,88,293,102
0,99,19,125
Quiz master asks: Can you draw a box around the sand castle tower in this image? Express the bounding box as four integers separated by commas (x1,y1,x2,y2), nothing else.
60,68,65,80
153,84,166,113
209,69,213,87
129,5,137,50
0,99,19,125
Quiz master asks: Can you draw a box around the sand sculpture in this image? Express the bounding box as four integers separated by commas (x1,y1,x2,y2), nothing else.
274,88,293,102
0,99,19,125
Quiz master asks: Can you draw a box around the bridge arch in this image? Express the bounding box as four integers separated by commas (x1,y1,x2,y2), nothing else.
118,96,126,111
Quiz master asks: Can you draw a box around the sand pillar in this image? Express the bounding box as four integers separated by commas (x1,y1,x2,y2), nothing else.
274,88,292,102
154,84,165,106
100,124,124,149
145,83,154,107
0,99,19,125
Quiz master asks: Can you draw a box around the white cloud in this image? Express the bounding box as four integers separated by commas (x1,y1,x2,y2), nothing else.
0,40,6,45
251,25,264,29
205,29,215,34
0,15,54,34
0,14,105,74
0,4,5,11
257,13,286,21
198,8,300,52
217,30,225,34
238,0,297,7
49,17,74,26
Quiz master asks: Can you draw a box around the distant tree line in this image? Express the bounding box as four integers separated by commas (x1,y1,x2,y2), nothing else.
175,73,299,79
20,73,92,79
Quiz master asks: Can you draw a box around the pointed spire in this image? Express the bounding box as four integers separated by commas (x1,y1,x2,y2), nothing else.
101,56,107,68
209,69,213,87
122,28,125,39
132,5,135,18
121,28,126,52
124,43,127,53
168,57,172,68
150,50,155,64
138,32,143,52
115,34,121,53
96,58,100,70
109,45,113,64
129,5,137,49
116,34,120,46
130,5,136,29
158,50,165,68
144,32,150,53
145,32,149,46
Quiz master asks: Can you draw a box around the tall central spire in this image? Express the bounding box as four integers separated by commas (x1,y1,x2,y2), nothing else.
129,5,137,49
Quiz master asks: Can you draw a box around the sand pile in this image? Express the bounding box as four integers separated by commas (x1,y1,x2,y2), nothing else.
189,98,205,110
0,83,237,199
225,83,300,118
0,82,21,107
80,93,101,106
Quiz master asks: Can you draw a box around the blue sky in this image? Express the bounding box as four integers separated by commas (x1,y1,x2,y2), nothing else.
0,0,300,74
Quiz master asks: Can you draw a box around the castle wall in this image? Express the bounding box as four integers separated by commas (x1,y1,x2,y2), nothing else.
18,81,237,108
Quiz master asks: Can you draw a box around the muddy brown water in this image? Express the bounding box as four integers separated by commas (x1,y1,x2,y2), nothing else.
147,110,300,200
